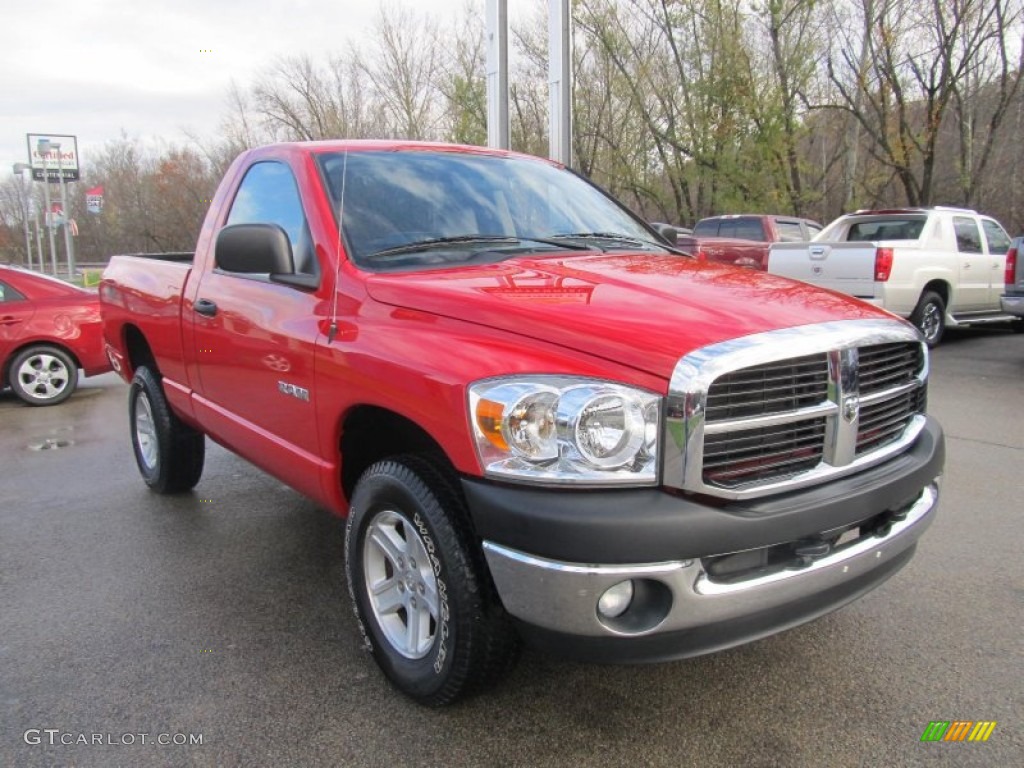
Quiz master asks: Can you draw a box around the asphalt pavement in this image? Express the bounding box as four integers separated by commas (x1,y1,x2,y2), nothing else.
1,326,1021,768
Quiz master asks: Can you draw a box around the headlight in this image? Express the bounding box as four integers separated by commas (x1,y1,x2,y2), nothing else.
469,376,661,486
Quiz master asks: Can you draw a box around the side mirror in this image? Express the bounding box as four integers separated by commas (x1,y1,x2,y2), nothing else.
651,222,678,245
215,223,295,274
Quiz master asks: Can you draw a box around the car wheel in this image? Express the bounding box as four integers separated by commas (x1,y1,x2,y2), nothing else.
8,345,78,406
911,291,946,347
345,456,520,706
128,366,205,493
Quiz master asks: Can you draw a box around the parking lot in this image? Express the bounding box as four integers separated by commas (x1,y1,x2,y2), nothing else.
1,326,1021,768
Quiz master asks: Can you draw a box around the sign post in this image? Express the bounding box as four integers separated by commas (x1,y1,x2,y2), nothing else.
36,140,58,275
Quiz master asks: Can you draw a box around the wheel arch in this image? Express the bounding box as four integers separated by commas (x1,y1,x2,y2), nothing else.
339,405,458,503
121,323,159,379
919,279,951,309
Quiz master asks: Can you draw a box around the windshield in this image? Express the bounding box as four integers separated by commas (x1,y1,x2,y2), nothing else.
316,150,666,270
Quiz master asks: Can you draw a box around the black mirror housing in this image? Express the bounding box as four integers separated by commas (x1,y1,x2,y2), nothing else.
651,222,678,245
215,223,295,274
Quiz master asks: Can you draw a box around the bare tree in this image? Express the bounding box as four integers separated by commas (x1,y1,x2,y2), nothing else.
826,0,1024,207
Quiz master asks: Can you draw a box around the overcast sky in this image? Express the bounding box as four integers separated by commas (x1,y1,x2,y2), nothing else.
1,0,494,177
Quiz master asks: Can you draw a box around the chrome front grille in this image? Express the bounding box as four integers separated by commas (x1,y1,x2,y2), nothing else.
665,320,929,500
857,386,927,455
705,354,828,420
704,418,827,487
858,342,922,394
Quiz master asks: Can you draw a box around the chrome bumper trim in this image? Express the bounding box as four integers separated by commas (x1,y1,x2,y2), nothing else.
483,483,938,638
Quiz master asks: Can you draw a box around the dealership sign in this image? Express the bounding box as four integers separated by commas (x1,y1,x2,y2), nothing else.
86,185,104,214
26,133,80,182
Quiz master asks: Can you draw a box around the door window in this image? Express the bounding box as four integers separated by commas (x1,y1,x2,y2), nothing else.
718,218,765,241
775,221,806,242
953,217,983,254
226,161,317,275
980,220,1011,255
693,219,721,237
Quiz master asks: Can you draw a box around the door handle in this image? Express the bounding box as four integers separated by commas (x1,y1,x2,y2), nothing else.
0,316,22,326
194,298,218,317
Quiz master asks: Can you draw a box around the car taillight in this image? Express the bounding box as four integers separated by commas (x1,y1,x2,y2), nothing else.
874,247,894,281
1006,246,1018,286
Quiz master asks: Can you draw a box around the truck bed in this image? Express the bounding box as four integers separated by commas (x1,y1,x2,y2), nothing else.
100,255,193,391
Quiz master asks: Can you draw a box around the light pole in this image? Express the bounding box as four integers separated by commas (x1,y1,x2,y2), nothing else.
36,139,58,276
51,141,76,280
12,163,33,269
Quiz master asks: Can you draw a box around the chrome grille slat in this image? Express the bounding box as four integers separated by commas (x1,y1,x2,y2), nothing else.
857,391,919,454
705,353,828,421
859,342,922,394
704,423,826,460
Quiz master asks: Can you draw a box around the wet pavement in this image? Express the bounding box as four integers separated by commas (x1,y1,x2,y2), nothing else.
1,327,1022,767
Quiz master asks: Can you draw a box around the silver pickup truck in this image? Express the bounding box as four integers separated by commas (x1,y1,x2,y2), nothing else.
768,207,1014,345
1002,237,1024,317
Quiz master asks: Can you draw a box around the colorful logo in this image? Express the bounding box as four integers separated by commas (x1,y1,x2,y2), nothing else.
920,721,997,742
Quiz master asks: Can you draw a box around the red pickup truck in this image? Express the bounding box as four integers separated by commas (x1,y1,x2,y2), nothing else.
101,141,944,705
676,214,822,269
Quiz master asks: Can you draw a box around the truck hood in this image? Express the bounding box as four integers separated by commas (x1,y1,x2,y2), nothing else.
364,252,891,379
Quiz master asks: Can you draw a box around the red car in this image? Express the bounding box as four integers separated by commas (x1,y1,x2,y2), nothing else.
0,265,111,406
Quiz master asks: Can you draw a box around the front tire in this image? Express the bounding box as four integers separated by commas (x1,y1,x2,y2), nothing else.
911,291,946,347
128,366,205,493
345,456,520,705
8,345,78,406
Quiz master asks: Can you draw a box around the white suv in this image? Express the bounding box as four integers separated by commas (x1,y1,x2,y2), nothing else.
768,207,1013,345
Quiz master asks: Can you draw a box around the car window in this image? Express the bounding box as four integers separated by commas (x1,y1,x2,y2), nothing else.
317,151,659,269
776,221,806,242
718,217,765,241
806,222,823,239
226,161,318,275
953,217,983,254
981,220,1011,255
0,280,27,302
692,219,720,237
846,218,925,242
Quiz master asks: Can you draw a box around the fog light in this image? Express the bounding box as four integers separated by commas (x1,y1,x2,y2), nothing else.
597,580,634,619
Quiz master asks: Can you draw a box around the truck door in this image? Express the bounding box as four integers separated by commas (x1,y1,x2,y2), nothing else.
980,219,1011,308
952,216,988,311
190,160,323,460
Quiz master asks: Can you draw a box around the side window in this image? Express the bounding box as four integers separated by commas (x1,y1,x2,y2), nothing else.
806,222,823,239
226,161,317,275
719,218,766,241
953,217,983,254
981,220,1011,255
776,221,806,242
692,219,720,237
0,281,26,302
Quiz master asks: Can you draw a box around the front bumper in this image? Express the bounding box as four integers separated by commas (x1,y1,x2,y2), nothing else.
1001,294,1024,317
463,417,943,662
484,484,935,662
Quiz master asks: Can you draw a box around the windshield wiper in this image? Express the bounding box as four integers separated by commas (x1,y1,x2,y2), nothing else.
550,232,651,246
366,235,589,261
549,231,686,255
